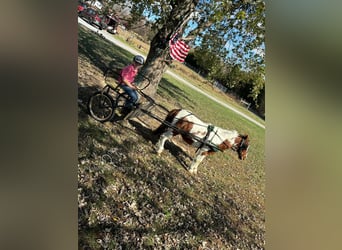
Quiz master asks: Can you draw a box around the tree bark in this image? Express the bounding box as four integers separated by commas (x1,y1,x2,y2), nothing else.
137,0,199,97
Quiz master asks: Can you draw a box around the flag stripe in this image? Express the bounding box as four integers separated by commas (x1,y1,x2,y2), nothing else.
170,44,189,62
169,33,190,62
171,44,189,58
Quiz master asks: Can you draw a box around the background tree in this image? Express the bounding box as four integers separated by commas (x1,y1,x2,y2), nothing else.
99,0,265,101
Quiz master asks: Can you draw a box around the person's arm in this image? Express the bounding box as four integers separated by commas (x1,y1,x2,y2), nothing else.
122,78,137,89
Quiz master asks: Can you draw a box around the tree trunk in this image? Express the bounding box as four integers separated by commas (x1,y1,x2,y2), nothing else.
137,0,199,97
138,43,170,97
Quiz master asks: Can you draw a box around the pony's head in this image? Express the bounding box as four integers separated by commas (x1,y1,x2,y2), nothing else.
237,134,250,160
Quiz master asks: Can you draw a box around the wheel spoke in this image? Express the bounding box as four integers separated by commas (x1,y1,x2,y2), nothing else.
88,93,114,122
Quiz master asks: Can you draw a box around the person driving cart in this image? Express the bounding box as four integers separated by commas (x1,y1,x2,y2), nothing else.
118,55,145,116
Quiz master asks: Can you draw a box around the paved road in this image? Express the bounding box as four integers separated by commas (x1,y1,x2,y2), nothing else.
78,18,265,129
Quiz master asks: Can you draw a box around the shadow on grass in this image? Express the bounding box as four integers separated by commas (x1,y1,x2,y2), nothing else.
129,119,191,171
158,78,195,110
79,107,249,248
78,26,133,74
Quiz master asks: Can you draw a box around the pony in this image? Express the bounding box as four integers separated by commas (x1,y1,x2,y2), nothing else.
154,109,250,174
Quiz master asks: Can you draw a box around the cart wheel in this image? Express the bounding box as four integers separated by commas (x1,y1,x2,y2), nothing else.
88,92,115,122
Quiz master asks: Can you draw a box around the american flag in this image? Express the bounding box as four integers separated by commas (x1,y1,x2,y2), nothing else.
169,32,190,63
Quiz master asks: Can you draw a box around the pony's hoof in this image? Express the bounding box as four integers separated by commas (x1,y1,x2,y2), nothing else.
188,169,197,174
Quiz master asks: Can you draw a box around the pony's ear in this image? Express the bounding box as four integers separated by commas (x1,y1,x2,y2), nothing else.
243,134,249,139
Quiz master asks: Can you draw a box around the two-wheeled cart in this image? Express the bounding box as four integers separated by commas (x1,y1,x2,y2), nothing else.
87,67,169,124
87,66,228,155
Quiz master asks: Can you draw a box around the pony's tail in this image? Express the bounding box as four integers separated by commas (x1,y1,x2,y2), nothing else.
153,109,181,135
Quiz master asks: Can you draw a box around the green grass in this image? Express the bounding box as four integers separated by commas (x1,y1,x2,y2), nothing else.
78,24,265,249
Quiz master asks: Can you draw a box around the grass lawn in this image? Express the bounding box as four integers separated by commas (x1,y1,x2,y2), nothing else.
78,25,265,249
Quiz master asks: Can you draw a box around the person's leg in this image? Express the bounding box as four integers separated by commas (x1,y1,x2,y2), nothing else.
120,85,138,108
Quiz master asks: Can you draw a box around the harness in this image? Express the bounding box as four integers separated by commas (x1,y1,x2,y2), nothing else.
196,124,220,153
171,112,243,154
231,137,246,152
195,126,246,154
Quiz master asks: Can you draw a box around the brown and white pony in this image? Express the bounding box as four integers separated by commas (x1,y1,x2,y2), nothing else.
154,109,250,174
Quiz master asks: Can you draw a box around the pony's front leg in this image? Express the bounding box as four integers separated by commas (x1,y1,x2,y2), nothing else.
155,130,173,154
189,149,207,174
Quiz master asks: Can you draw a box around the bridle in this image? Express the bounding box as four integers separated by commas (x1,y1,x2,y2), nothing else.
231,135,248,152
